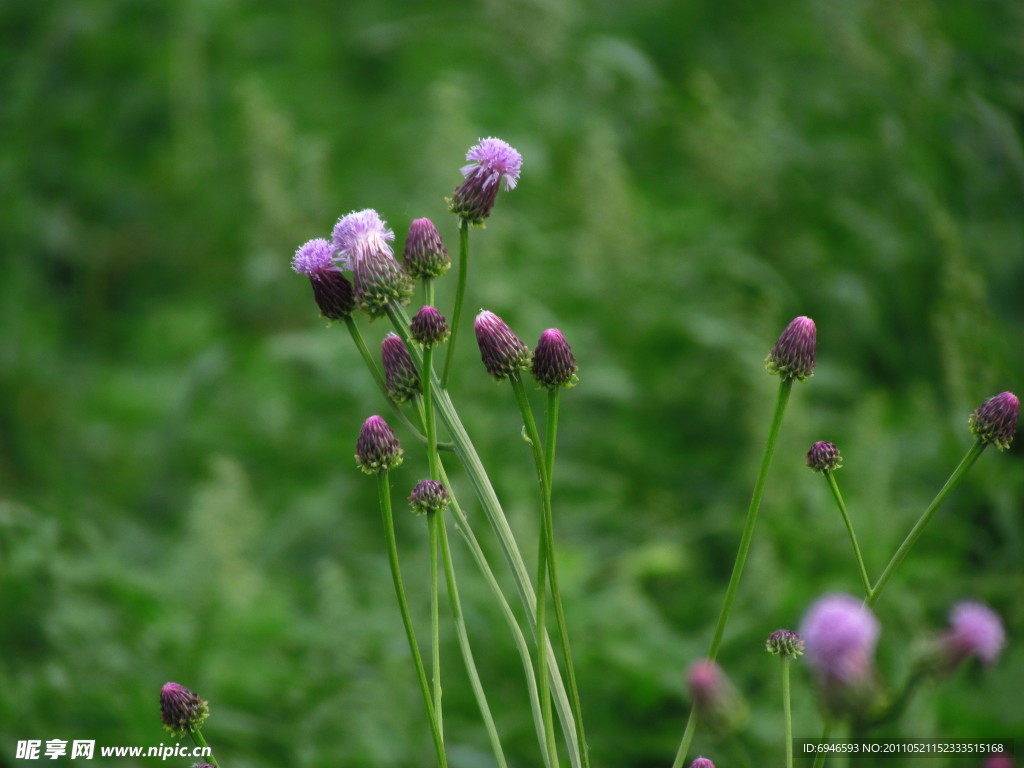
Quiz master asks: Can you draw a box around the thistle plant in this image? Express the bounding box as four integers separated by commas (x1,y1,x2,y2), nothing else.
159,682,219,768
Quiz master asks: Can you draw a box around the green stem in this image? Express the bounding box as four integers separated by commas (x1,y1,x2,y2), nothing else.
867,439,986,607
811,720,832,768
188,728,218,768
377,472,447,768
424,275,435,308
823,472,872,599
429,510,443,736
441,220,469,388
782,656,793,768
669,714,697,768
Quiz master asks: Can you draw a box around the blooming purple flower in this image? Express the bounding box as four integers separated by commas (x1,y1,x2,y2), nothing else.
403,218,451,279
292,238,335,276
292,238,355,320
410,305,450,347
159,682,209,736
531,328,578,389
969,391,1019,451
449,137,522,224
689,759,715,768
409,479,450,516
355,415,403,474
766,316,816,382
943,601,1005,666
382,333,421,404
331,209,396,269
806,441,842,473
474,310,531,380
799,594,879,683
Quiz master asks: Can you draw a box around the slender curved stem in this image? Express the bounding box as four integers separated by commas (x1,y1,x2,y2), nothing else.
782,656,793,768
669,714,697,768
188,728,218,768
442,220,469,388
823,472,872,599
868,440,985,607
811,720,832,768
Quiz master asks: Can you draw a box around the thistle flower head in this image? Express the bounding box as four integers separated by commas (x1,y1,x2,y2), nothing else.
331,209,395,269
689,759,716,768
968,392,1019,451
531,328,578,389
352,248,414,318
292,238,355,320
766,315,816,381
403,218,451,279
766,629,806,657
159,682,209,737
474,310,531,380
355,415,403,474
410,305,451,347
943,601,1005,666
382,333,420,403
449,137,522,225
686,659,747,734
806,441,842,473
408,479,450,516
800,594,879,683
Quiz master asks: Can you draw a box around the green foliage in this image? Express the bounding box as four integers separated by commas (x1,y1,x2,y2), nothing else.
1,1,1021,766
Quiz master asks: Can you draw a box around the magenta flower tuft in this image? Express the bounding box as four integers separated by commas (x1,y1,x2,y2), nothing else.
410,305,451,347
408,479,450,516
449,137,522,225
800,594,879,683
766,316,816,382
159,682,209,736
292,238,355,320
689,759,716,768
766,629,805,657
382,333,421,404
355,415,403,474
331,209,395,268
943,601,1005,666
531,328,578,389
686,659,746,734
474,310,531,380
968,392,1019,451
403,218,451,279
806,441,842,473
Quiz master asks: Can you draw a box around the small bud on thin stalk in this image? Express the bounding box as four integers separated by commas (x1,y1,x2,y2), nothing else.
766,316,816,382
355,415,404,474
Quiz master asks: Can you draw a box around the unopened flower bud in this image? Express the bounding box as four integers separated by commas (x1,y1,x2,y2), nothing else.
766,316,816,382
766,629,805,657
353,249,414,318
474,310,531,380
531,328,578,389
686,659,747,734
382,333,421,403
403,218,451,279
410,306,450,347
448,137,522,225
160,682,209,737
356,415,403,474
968,392,1019,451
409,480,450,516
689,759,716,768
292,238,355,320
806,441,842,473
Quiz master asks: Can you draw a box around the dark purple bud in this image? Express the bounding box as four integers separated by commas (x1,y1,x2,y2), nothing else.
806,441,842,473
474,310,531,380
403,218,451,279
531,328,578,389
160,682,209,736
410,306,451,347
382,333,421,403
448,137,522,225
355,415,403,474
766,316,816,382
353,249,414,318
292,238,355,320
968,392,1019,451
766,629,805,657
408,479,450,516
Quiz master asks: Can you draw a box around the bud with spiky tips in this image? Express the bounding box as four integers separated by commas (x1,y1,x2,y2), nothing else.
686,659,747,734
381,333,421,403
474,310,531,380
355,415,403,474
159,682,209,737
766,316,816,381
410,306,450,347
968,392,1019,451
291,238,355,320
689,759,716,768
766,629,805,657
409,479,450,516
806,441,842,473
531,328,578,389
403,218,451,279
449,137,523,225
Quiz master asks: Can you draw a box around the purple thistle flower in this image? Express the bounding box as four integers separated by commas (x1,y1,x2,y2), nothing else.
159,682,209,736
531,328,578,389
766,629,805,657
403,218,451,279
382,333,421,404
449,137,522,225
800,594,879,683
355,415,403,474
806,441,842,473
766,316,817,382
292,238,355,320
331,209,395,269
408,479,450,516
689,759,716,768
686,659,746,734
968,391,1019,451
474,310,531,380
409,305,450,347
942,601,1005,666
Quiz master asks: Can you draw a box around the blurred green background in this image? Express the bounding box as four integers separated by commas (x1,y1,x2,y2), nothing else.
1,1,1022,766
